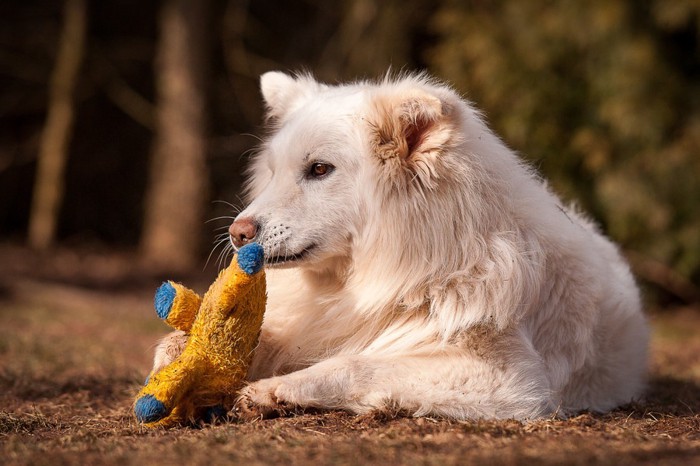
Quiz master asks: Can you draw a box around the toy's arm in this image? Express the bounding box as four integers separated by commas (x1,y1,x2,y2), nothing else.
154,282,202,332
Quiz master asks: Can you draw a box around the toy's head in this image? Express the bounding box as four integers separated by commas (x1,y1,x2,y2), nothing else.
236,243,265,274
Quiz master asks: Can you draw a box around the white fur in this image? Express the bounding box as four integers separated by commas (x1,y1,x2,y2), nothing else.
154,72,649,420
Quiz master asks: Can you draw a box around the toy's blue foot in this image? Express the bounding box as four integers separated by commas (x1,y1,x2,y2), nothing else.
134,394,168,423
154,282,176,319
237,243,265,275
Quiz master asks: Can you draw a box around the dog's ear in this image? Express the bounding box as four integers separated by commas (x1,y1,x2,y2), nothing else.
260,71,320,122
368,89,456,189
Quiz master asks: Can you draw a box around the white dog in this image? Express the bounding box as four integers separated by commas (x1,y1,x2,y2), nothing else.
153,71,649,420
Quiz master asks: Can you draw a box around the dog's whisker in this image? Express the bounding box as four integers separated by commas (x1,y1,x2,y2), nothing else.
212,199,242,211
212,232,231,242
235,194,247,209
204,236,230,271
215,238,233,271
206,215,236,225
214,247,225,271
240,132,264,144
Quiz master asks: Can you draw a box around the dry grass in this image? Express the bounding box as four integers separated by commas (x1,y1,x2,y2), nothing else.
1,246,699,465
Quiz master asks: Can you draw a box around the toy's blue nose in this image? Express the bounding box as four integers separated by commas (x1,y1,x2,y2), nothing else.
134,394,168,423
237,242,265,275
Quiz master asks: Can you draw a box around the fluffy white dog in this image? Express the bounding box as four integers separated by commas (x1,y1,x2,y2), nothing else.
154,71,649,420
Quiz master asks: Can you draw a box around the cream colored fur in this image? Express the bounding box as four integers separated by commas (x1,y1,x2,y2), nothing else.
153,71,649,420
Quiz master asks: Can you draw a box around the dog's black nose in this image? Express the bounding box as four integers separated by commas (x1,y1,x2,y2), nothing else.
229,217,259,248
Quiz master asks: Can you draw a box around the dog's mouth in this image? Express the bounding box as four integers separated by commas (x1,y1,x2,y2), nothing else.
265,243,317,267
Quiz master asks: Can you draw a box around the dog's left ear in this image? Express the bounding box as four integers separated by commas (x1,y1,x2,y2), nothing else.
368,89,456,189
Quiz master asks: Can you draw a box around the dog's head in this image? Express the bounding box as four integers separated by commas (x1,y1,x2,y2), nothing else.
230,72,465,271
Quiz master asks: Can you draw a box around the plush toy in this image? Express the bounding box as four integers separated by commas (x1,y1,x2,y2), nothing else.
134,242,266,428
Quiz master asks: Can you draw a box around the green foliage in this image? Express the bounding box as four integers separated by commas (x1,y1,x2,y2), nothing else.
428,0,700,295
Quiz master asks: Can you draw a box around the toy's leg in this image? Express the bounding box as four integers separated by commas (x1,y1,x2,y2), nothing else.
155,282,202,332
135,354,202,425
135,401,195,428
139,403,227,428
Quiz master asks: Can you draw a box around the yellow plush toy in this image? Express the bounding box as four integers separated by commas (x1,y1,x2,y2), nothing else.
134,242,266,428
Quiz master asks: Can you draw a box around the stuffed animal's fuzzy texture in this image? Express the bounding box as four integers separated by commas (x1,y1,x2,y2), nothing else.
134,243,266,427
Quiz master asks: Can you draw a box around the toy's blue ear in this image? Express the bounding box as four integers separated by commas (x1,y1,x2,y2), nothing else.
237,243,264,275
154,282,176,319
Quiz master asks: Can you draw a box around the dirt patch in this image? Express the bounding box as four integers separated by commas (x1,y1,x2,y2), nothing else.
1,245,699,465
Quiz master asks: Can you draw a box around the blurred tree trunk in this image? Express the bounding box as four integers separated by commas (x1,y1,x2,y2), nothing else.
141,0,209,273
28,0,87,250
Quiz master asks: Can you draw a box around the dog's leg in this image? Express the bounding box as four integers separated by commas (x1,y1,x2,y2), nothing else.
151,330,188,375
235,340,553,420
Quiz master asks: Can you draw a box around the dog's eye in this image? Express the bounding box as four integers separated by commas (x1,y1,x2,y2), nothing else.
307,162,334,179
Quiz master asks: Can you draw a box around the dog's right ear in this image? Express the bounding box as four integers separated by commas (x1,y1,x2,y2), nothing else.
260,71,320,122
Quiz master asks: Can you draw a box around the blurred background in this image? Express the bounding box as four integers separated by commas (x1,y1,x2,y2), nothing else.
0,0,698,309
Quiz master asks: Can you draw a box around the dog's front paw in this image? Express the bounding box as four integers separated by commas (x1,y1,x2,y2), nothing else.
232,378,294,421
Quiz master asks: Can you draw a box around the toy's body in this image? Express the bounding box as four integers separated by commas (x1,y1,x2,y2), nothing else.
134,243,266,427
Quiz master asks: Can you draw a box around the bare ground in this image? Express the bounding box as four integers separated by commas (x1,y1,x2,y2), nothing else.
1,244,699,465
